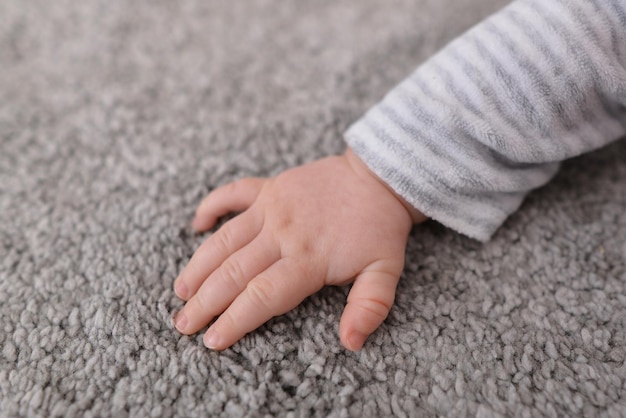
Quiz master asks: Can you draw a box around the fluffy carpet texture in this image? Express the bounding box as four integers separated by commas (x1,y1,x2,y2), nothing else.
2,0,626,416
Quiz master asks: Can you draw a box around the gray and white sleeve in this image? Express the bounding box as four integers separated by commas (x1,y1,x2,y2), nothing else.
344,0,626,241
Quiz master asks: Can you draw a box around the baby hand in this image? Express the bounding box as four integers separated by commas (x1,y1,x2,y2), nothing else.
174,149,426,351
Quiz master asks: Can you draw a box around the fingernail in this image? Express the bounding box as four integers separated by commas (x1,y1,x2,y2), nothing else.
174,280,188,299
347,332,366,351
175,312,188,332
204,329,221,350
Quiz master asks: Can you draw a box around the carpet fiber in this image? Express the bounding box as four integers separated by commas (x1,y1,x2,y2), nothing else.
2,0,626,416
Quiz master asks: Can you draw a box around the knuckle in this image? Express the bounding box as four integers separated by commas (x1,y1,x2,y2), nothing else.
295,240,313,256
275,215,294,232
245,278,275,311
355,298,392,321
215,225,235,252
220,307,238,330
220,258,246,290
192,290,210,312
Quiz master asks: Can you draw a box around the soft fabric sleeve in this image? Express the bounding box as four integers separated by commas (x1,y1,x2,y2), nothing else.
344,0,626,241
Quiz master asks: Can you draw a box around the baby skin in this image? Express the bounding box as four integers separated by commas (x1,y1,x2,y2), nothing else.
174,148,427,351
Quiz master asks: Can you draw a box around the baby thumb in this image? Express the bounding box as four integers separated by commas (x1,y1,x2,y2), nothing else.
339,260,402,351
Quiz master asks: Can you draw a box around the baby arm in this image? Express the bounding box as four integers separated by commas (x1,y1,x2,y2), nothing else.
346,0,626,241
174,149,427,351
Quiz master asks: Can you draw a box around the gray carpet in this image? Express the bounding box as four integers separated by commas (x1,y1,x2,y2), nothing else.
2,0,626,416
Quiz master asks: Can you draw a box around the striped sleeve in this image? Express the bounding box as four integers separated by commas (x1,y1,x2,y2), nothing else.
344,0,626,241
